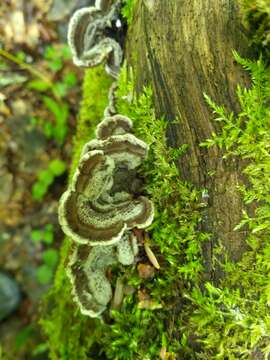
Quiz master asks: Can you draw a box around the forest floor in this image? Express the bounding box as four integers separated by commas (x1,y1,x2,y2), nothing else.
0,0,92,358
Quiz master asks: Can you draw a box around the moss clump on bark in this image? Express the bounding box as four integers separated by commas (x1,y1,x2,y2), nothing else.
239,0,270,56
105,57,270,360
195,54,270,358
121,0,137,24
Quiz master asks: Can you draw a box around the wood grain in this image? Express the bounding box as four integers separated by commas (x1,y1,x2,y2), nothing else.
127,0,254,281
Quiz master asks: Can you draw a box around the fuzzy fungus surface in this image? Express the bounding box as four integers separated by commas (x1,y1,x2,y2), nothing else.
57,0,154,323
67,231,139,317
59,117,154,247
58,111,154,317
68,0,123,78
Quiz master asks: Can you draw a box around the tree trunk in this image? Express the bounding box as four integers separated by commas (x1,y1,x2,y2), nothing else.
127,0,253,280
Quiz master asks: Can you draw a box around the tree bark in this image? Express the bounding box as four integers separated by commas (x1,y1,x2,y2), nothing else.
127,0,253,281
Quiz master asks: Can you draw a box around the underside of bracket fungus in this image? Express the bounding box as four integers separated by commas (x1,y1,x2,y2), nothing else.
59,116,154,246
67,232,138,317
67,0,123,77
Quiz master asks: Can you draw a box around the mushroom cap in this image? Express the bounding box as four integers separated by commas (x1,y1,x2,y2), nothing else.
67,244,117,317
59,150,125,246
67,230,140,317
82,133,148,170
68,7,100,64
59,143,154,246
96,115,133,140
67,3,123,76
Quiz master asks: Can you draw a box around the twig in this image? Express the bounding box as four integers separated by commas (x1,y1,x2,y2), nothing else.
0,48,62,102
144,234,160,270
111,277,124,310
0,48,52,85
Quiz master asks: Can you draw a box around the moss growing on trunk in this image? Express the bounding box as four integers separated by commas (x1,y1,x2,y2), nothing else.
41,62,208,359
41,1,270,356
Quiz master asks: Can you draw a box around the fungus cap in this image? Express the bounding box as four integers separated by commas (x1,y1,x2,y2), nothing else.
96,115,133,140
67,3,122,77
82,133,148,170
67,244,116,317
67,233,139,317
59,144,154,246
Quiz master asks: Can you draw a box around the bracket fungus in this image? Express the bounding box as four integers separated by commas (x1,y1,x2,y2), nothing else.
96,114,133,139
67,244,117,317
62,1,154,317
67,0,123,78
67,232,138,317
59,116,154,247
95,0,116,12
104,82,118,117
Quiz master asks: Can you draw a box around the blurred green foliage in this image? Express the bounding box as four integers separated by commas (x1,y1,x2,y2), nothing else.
31,224,54,245
31,97,69,145
15,326,34,350
28,45,77,146
37,247,59,285
31,224,59,285
32,159,66,201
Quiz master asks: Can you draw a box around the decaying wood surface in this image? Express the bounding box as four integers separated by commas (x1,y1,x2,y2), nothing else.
127,0,253,281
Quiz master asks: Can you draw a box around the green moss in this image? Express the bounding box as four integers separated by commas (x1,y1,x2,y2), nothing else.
194,53,270,358
121,0,137,25
239,0,270,57
90,68,209,359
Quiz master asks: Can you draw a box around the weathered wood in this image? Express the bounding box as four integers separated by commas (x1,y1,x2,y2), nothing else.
128,0,253,280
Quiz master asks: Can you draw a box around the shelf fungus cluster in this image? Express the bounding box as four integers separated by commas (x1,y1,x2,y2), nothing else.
67,0,123,78
59,115,154,317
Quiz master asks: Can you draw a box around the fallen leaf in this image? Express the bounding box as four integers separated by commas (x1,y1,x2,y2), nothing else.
138,263,155,280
